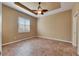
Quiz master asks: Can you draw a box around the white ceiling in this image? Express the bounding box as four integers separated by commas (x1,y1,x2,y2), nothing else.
3,2,76,18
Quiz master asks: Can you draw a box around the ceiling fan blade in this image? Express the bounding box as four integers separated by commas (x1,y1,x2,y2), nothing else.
42,9,48,12
41,12,44,15
14,2,37,15
33,10,48,12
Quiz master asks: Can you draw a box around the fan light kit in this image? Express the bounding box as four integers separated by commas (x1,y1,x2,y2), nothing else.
33,2,48,15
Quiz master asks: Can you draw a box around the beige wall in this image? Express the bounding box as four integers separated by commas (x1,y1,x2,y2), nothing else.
2,3,73,45
37,10,72,42
2,5,37,44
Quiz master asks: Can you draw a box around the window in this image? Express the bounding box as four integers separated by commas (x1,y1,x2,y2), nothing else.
18,17,30,33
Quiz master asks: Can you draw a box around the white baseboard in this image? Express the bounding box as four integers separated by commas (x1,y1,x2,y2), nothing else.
2,36,72,46
38,36,72,44
2,36,36,46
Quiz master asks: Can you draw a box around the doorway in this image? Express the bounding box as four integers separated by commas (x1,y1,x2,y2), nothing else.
72,11,79,55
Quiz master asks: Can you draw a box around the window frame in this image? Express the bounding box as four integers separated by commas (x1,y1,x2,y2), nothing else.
18,17,31,33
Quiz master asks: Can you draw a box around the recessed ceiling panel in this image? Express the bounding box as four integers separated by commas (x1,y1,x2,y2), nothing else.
21,2,61,11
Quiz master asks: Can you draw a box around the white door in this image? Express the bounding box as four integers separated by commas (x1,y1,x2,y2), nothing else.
0,2,2,54
72,11,79,55
72,12,78,47
77,14,79,55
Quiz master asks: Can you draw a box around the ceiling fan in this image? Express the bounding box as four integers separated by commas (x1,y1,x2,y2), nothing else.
15,2,48,15
33,2,48,15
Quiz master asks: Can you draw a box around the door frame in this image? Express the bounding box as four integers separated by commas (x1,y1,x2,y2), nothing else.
72,11,79,55
72,11,78,47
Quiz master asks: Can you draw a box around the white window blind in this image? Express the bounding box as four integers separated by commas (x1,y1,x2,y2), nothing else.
18,17,30,33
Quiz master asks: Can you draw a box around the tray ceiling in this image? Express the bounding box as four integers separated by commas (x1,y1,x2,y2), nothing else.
3,2,75,18
21,2,60,11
